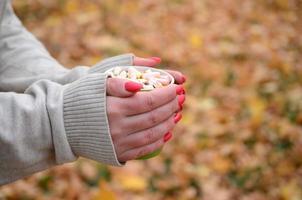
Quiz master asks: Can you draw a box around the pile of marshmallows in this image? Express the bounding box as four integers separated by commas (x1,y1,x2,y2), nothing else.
108,66,172,90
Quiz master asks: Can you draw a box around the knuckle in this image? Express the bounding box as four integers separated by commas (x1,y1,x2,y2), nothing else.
143,128,156,145
121,101,134,113
148,111,158,125
131,139,142,148
145,94,155,109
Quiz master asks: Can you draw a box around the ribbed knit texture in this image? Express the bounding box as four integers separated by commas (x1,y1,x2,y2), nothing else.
89,53,134,74
63,73,122,166
0,0,135,185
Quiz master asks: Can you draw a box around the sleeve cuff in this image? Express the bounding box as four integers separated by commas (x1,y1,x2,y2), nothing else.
62,73,123,166
89,53,134,74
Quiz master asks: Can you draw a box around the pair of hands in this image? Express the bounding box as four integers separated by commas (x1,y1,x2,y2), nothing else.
106,56,186,163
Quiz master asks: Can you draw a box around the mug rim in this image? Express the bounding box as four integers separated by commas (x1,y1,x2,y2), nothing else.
105,65,175,91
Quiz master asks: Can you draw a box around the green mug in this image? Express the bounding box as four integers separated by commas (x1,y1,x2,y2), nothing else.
137,148,162,160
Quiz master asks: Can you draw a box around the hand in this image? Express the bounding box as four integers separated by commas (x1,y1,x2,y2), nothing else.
133,56,186,85
106,78,185,162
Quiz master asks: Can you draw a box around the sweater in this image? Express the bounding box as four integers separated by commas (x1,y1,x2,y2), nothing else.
0,0,133,185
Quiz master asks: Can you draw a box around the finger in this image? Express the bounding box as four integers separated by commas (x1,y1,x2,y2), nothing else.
165,70,186,84
107,78,143,97
121,84,180,115
117,114,176,153
122,97,179,133
133,56,161,67
118,137,165,162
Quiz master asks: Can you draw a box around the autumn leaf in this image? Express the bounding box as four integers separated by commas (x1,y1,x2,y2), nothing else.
64,1,79,14
211,155,232,174
189,32,203,48
247,96,266,125
116,173,147,192
280,180,302,200
93,180,116,200
6,0,302,200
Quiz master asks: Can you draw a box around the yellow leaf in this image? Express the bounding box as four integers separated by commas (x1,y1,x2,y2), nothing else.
65,1,79,14
90,56,103,65
198,98,217,111
196,165,211,178
281,180,302,200
248,97,266,125
120,2,139,15
189,33,203,48
275,0,290,10
117,174,147,192
211,155,232,174
93,180,116,200
45,15,61,27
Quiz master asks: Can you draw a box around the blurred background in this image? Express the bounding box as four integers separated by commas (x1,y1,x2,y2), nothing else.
1,0,302,199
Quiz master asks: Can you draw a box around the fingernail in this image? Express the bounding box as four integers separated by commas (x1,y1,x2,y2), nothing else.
150,57,161,62
125,81,143,92
174,113,182,123
163,132,172,142
179,104,183,111
181,75,186,83
178,95,185,107
176,85,185,95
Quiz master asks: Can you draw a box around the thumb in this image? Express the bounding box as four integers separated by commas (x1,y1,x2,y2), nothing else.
133,56,161,67
106,78,143,97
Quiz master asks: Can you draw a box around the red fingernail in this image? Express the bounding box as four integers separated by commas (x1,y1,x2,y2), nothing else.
178,95,185,106
179,104,183,111
174,113,182,123
125,82,142,92
163,132,172,142
176,85,185,95
181,75,186,83
150,57,161,63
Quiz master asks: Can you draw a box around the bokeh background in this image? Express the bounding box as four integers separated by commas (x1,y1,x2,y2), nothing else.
1,0,302,199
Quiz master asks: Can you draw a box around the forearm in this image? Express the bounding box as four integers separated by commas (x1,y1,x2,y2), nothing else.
0,80,74,185
0,73,122,185
0,0,134,93
0,1,90,92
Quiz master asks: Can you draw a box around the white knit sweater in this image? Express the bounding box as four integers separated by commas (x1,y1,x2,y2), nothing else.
0,0,133,185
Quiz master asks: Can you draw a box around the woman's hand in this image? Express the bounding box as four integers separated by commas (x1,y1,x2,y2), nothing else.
106,78,185,162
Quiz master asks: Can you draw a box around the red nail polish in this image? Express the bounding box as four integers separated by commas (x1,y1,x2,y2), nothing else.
163,132,172,142
182,75,186,83
176,85,184,95
178,95,185,106
174,113,182,123
125,82,142,92
150,57,161,63
179,104,183,111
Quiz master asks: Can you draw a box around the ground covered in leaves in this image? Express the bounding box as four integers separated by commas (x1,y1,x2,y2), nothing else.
1,0,302,199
